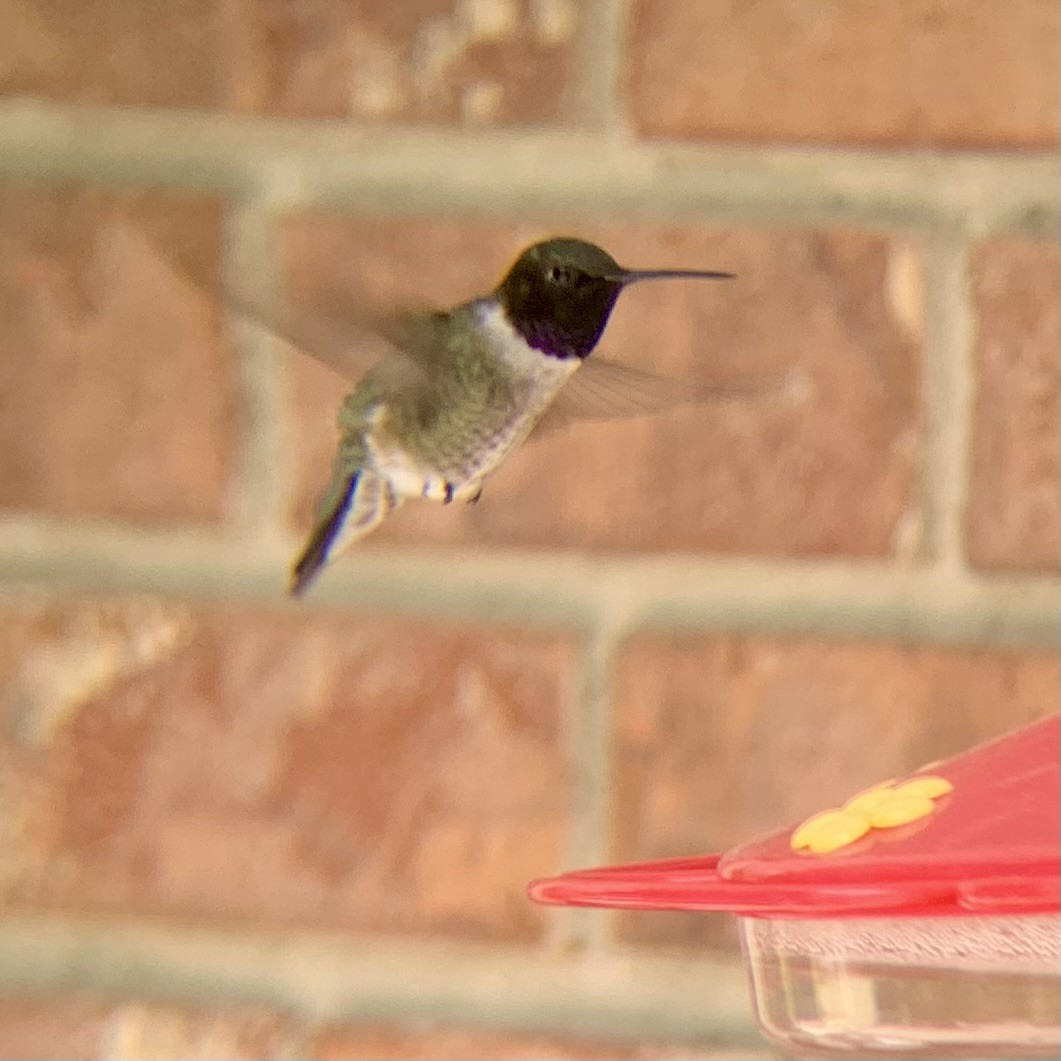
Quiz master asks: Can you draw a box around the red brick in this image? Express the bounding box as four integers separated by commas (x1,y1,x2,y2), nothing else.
0,997,104,1061
0,187,232,525
0,1003,776,1060
283,217,918,566
0,998,289,1060
625,0,1060,148
226,0,580,125
967,239,1060,572
0,0,220,108
612,634,1060,949
0,594,572,941
312,1024,777,1060
97,1003,289,1060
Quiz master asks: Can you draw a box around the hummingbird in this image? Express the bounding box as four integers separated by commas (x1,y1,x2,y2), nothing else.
234,237,746,596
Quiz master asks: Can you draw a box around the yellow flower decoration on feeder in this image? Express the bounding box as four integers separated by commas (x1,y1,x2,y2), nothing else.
791,775,954,855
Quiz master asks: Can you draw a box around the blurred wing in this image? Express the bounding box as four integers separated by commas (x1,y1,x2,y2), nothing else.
222,277,448,385
531,356,784,437
102,221,443,384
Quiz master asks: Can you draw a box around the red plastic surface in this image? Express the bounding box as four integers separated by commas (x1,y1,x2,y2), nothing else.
529,715,1061,918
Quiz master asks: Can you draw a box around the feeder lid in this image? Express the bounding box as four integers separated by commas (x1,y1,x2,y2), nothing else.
530,715,1060,918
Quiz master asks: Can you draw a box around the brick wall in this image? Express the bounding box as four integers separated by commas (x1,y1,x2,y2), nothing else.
0,2,1058,1058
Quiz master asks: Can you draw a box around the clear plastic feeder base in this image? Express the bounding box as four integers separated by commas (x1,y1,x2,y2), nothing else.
741,913,1061,1058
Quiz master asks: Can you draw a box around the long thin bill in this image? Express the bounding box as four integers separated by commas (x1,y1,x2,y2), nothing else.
604,268,736,284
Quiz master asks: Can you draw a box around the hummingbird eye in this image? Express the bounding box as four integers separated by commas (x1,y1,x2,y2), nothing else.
547,265,572,286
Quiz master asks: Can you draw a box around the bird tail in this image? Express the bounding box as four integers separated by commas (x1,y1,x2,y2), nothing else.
289,466,396,596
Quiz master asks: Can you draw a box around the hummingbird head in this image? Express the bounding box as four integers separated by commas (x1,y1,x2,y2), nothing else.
496,237,734,360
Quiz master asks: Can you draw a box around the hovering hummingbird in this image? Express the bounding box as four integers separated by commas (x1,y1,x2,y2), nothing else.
232,237,749,595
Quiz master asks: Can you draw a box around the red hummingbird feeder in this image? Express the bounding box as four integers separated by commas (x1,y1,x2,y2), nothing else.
529,715,1061,1058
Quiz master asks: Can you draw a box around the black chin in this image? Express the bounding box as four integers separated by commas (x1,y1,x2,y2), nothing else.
519,320,589,360
509,283,623,360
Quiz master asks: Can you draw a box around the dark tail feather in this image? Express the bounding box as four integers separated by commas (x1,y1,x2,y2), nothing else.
289,471,360,597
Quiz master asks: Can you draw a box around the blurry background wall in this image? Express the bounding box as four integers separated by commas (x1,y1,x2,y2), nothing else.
0,1,1058,1058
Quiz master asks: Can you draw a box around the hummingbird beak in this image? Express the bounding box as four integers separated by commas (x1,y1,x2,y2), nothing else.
603,268,736,285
